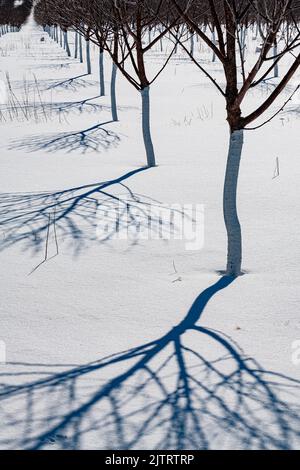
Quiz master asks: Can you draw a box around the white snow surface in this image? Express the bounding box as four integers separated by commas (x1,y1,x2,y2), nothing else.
0,24,300,450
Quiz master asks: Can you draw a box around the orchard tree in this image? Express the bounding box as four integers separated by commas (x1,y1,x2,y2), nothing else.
89,0,180,167
35,0,180,168
170,0,300,276
36,0,108,91
67,0,108,95
35,0,92,71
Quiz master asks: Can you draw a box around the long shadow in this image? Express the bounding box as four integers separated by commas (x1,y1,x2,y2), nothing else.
0,97,108,125
1,99,136,126
283,103,300,118
22,62,72,71
46,74,91,91
0,276,300,449
9,120,120,153
0,167,185,259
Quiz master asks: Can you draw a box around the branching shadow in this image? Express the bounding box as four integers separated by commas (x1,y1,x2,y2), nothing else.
46,74,97,91
46,97,106,115
8,121,120,154
0,167,186,257
28,62,72,71
0,276,299,450
282,104,300,118
0,98,110,124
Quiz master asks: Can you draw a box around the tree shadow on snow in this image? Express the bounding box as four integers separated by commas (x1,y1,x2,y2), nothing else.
46,74,98,92
0,276,300,449
0,98,110,125
8,121,120,154
9,121,120,154
0,167,187,259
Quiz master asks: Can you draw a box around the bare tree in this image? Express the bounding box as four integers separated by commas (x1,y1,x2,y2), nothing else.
170,0,300,276
35,0,93,73
86,0,180,167
36,0,180,167
30,0,300,275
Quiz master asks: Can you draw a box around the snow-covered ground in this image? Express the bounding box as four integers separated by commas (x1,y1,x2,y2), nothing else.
0,25,300,450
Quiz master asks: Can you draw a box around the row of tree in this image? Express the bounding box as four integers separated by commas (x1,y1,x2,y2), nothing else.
1,0,300,276
0,0,33,28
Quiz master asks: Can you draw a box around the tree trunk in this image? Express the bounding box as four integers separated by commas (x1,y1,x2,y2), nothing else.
111,62,118,122
223,129,244,276
240,27,247,63
99,49,105,96
74,32,78,59
79,34,83,63
64,31,71,57
86,39,91,74
141,86,156,168
212,27,216,62
190,33,194,56
273,42,279,78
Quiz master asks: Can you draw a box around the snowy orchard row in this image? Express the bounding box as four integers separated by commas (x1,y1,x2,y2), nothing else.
1,0,300,277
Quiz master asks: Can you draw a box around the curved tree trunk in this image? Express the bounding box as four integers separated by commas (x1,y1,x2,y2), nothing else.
223,129,244,276
110,62,118,122
141,86,156,168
